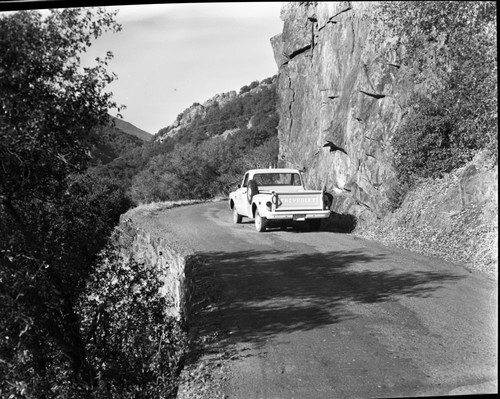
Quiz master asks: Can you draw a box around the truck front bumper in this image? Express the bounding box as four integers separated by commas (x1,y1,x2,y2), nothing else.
265,210,331,222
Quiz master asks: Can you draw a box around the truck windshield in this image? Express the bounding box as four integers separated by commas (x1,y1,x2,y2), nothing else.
253,173,302,186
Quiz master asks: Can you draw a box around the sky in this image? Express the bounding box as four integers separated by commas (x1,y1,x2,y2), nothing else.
75,2,285,135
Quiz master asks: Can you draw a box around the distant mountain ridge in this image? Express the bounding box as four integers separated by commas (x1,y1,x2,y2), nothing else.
90,116,151,165
154,76,276,143
110,116,152,142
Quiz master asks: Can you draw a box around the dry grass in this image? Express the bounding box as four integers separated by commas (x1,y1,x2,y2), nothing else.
122,197,227,221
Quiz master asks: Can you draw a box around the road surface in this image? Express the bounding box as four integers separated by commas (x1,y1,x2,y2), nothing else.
136,200,498,398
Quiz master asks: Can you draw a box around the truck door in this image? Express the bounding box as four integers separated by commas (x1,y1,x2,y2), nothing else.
235,173,251,217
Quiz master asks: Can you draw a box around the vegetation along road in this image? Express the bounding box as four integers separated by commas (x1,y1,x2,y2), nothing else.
143,200,497,398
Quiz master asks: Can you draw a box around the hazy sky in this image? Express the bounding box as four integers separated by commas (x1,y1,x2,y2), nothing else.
77,2,285,135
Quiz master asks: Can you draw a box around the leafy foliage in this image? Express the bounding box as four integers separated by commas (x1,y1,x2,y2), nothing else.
0,172,132,397
77,235,187,398
1,9,122,198
375,1,497,185
239,80,259,94
129,135,278,203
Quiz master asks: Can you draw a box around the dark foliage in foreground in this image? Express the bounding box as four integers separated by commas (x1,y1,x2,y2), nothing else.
77,234,187,398
1,9,185,397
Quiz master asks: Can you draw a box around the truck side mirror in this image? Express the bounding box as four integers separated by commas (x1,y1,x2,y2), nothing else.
237,184,241,188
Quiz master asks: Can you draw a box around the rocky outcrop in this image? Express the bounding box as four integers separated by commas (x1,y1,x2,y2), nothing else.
155,91,238,142
154,78,276,143
271,2,412,223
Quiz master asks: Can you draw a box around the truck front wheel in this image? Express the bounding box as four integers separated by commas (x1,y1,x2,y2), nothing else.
233,207,243,224
255,209,268,232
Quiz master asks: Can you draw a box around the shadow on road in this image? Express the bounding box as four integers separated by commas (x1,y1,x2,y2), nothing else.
185,248,464,366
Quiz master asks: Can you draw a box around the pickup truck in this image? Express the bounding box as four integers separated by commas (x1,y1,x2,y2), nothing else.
229,168,331,232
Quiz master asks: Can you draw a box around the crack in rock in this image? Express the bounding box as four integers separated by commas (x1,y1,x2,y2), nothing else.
359,90,386,100
288,44,312,60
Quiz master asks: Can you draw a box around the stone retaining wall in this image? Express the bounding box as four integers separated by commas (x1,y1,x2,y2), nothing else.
113,218,196,323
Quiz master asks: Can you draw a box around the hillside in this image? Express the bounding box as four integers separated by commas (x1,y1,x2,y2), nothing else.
90,119,148,165
90,77,279,204
127,77,279,204
110,116,152,141
154,76,277,143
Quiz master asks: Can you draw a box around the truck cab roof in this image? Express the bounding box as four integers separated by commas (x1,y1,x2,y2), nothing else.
246,168,302,175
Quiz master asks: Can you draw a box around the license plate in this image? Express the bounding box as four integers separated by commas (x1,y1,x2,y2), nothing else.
293,214,306,221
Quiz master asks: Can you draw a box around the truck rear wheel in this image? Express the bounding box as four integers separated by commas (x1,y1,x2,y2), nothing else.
255,209,267,232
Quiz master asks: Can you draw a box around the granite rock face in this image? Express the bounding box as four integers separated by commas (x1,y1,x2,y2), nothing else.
272,2,412,223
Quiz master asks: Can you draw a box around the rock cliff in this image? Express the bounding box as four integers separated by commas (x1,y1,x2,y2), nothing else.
271,2,412,223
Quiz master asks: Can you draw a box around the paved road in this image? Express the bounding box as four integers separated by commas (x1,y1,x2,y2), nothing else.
140,200,498,398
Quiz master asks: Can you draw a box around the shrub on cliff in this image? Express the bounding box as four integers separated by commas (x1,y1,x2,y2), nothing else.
375,1,497,186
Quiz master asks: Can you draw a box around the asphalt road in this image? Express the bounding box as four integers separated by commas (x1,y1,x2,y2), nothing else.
142,200,498,398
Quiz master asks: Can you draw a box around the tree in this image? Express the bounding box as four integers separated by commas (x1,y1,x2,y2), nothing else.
239,84,251,94
1,8,123,195
248,80,259,90
0,8,126,396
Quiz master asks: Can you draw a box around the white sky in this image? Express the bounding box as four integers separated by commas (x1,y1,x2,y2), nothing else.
78,2,285,135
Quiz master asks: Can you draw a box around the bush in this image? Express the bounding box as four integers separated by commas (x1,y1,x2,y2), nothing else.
392,95,458,182
376,1,497,188
77,234,187,398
